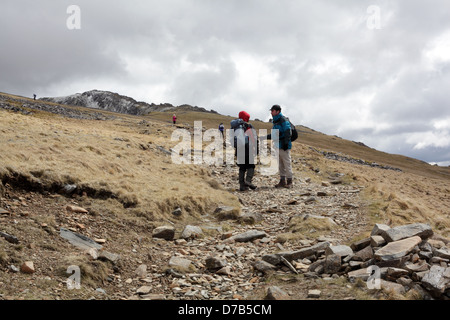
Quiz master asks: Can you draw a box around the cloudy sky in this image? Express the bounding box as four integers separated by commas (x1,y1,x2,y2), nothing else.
1,0,450,165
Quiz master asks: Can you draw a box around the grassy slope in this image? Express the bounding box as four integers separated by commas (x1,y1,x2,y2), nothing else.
1,92,449,237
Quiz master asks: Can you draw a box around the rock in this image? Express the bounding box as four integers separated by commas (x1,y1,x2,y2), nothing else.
169,256,193,271
325,245,353,258
60,228,103,250
0,208,10,215
205,256,227,270
262,254,281,266
324,254,341,274
9,265,19,273
374,236,422,261
265,286,289,300
86,248,99,259
180,225,203,240
152,226,175,240
230,230,268,243
140,293,165,300
216,266,232,276
380,280,406,295
136,286,152,295
253,260,277,273
386,267,409,280
428,239,446,249
20,261,35,274
353,245,374,262
371,224,390,236
98,251,120,264
434,247,450,260
172,207,182,217
405,263,430,273
308,290,321,298
381,223,433,242
348,267,371,282
421,266,450,296
370,235,386,247
66,205,88,214
63,184,77,195
135,264,148,278
279,242,331,262
239,212,263,224
214,206,240,220
350,238,371,251
0,231,19,244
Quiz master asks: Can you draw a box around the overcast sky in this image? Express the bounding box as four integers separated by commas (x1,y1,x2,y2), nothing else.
1,0,450,165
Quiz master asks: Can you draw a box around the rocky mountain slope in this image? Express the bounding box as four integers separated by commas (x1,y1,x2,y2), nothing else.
41,90,217,116
1,91,449,302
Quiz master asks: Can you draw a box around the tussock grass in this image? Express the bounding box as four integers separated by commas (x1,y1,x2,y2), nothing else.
0,110,240,222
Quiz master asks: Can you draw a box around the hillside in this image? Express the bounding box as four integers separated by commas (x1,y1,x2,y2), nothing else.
1,92,449,301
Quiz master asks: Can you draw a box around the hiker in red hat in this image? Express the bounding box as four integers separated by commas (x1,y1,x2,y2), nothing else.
230,111,259,191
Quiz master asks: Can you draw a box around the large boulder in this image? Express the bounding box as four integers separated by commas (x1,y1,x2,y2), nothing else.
374,236,422,261
381,223,433,242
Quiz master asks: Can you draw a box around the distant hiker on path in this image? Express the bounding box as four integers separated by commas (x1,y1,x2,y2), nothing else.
173,114,177,125
219,123,224,137
264,105,294,189
230,111,258,191
33,94,36,100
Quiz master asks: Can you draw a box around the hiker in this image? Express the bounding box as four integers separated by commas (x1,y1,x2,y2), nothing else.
230,111,258,191
265,105,294,188
33,94,36,100
173,114,177,125
218,123,225,137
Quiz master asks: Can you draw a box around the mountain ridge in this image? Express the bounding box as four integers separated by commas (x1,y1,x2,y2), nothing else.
41,89,218,116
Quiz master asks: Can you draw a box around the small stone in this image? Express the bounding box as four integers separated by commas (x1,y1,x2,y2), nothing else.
265,286,289,300
371,224,390,236
21,261,35,274
86,248,99,259
172,207,182,217
152,226,175,240
308,290,321,298
325,245,353,257
370,235,386,247
180,225,203,240
205,256,227,270
135,264,148,278
136,286,152,295
66,205,88,214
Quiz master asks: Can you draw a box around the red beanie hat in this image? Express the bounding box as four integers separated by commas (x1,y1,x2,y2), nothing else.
239,111,250,122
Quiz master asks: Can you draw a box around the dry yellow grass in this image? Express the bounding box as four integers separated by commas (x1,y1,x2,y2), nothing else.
0,109,240,222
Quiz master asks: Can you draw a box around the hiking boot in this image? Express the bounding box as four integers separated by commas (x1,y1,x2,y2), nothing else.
245,181,257,190
284,178,293,189
245,167,257,190
240,185,249,191
275,178,286,188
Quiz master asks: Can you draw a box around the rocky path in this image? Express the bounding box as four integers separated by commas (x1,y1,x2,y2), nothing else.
1,162,370,301
121,164,370,300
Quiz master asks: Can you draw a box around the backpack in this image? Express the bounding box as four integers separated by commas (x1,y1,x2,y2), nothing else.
289,121,298,142
280,116,298,142
230,119,259,155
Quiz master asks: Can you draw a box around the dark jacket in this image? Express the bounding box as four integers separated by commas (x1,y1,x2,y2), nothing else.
268,113,292,150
